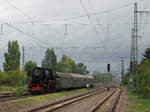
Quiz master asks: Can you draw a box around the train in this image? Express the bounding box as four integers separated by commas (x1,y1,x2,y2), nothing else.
28,67,94,94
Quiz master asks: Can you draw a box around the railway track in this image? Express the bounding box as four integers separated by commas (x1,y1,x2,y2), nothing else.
26,86,121,112
0,92,16,98
0,86,105,103
0,91,32,102
90,88,122,112
0,84,104,103
27,87,107,112
1,86,121,112
0,83,113,102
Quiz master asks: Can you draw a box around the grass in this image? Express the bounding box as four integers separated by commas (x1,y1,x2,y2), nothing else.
0,85,28,92
8,88,90,109
127,90,150,112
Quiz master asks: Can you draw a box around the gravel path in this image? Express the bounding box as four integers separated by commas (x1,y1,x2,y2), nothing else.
53,88,115,112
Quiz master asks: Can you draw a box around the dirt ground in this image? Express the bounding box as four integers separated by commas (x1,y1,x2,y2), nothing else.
0,102,19,112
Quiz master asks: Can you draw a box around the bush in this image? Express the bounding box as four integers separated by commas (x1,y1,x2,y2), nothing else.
0,70,28,86
93,71,115,83
137,59,150,98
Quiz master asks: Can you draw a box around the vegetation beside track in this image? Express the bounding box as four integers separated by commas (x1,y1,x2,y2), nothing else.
127,91,150,112
120,86,150,112
0,85,28,92
7,89,90,109
92,71,116,83
122,46,150,98
0,69,28,86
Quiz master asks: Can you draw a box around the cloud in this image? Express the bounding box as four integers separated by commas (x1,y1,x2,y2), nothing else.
0,0,149,74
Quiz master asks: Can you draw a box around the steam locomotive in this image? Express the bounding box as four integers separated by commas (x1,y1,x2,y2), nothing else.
28,67,94,94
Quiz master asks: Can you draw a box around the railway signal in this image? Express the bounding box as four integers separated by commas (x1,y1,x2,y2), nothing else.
107,64,110,91
107,64,110,73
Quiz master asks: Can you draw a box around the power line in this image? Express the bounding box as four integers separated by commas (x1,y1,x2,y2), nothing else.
87,0,106,33
4,0,32,19
2,0,55,49
6,0,137,24
0,19,51,47
21,46,106,50
79,0,104,47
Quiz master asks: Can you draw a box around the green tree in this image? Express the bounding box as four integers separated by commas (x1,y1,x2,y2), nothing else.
57,55,72,73
56,55,87,74
122,72,130,85
76,63,87,74
71,60,77,73
136,59,150,98
93,71,115,83
24,60,37,72
3,40,20,72
143,47,150,61
42,48,57,70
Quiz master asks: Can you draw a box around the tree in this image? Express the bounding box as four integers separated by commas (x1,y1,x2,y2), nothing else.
42,48,57,70
3,40,20,72
93,71,114,83
24,60,37,72
56,55,87,74
76,63,87,74
143,47,150,61
122,72,130,85
136,59,150,98
57,55,72,73
71,60,77,73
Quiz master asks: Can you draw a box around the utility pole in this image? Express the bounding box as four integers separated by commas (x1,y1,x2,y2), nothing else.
134,3,138,70
65,20,68,37
132,3,149,88
130,28,135,90
22,46,25,87
61,19,68,54
121,57,125,84
1,24,3,35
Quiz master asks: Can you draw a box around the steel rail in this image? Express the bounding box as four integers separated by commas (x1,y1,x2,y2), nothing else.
27,87,107,112
0,92,33,102
0,86,104,102
90,89,117,112
109,88,122,112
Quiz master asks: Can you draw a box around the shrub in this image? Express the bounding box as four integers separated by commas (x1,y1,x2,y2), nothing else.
0,70,28,86
137,59,150,98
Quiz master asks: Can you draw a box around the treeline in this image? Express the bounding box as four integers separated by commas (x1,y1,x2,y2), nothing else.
93,71,115,83
122,47,150,98
42,49,87,74
0,40,87,86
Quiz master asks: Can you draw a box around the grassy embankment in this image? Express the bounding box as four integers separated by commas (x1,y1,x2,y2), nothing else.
121,86,150,112
127,91,150,112
7,88,90,109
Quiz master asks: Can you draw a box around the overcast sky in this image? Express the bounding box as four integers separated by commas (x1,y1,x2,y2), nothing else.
0,0,150,75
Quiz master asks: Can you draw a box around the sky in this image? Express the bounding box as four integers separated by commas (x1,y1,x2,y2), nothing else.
0,0,150,76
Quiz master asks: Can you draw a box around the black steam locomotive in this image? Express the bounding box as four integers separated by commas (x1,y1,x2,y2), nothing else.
28,67,94,94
